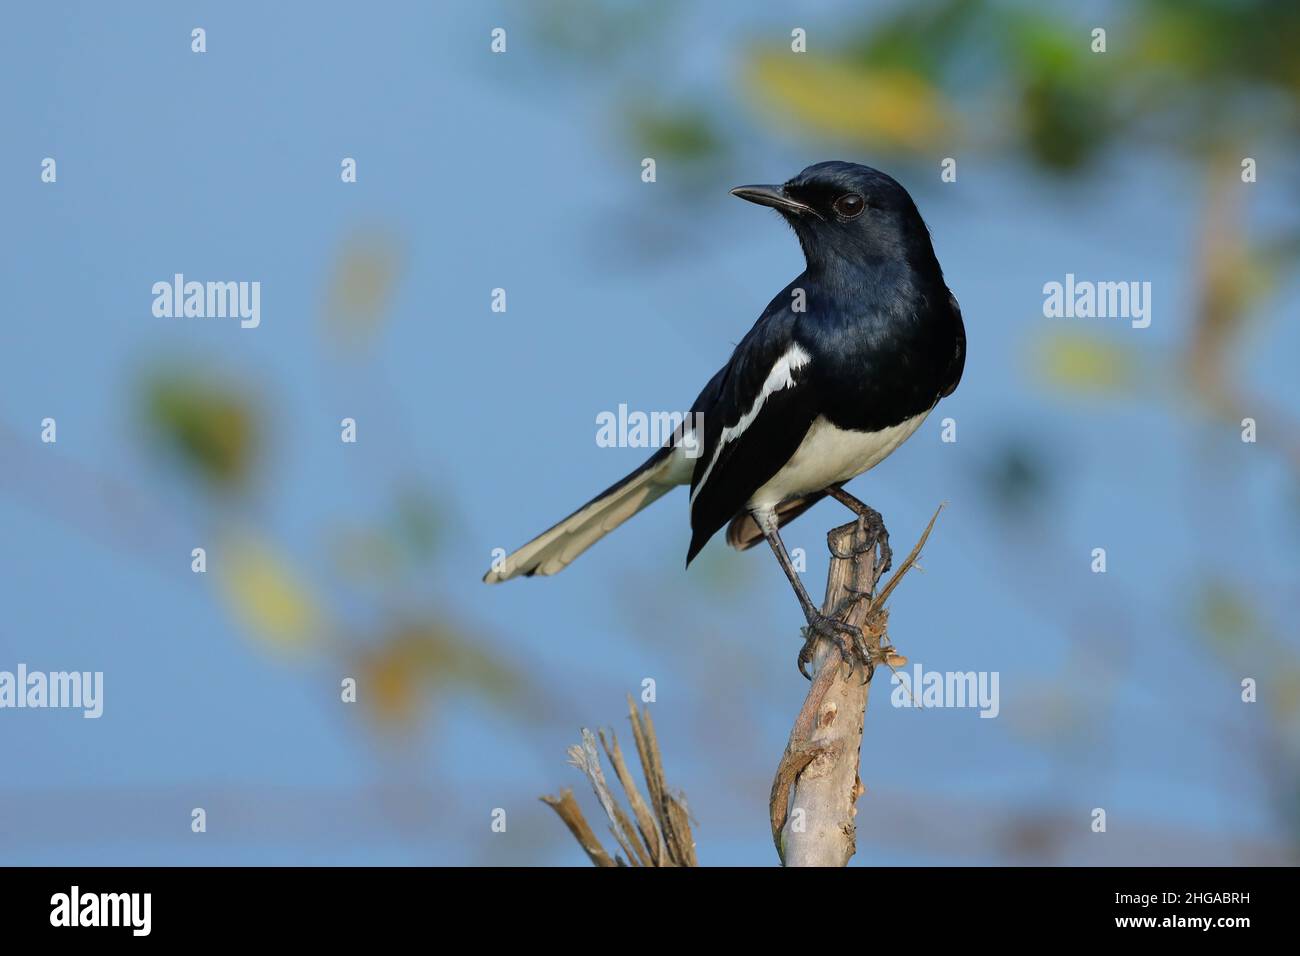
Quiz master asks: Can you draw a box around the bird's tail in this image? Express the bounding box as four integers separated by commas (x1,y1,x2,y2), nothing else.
482,446,686,583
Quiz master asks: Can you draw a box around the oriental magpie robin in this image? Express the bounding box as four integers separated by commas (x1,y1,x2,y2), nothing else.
484,161,965,675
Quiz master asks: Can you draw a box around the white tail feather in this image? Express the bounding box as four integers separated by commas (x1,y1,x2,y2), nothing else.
483,450,688,583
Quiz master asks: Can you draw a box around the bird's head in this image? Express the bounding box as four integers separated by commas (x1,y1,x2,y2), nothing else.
731,161,935,272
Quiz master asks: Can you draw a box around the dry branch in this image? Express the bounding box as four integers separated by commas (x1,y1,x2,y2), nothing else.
541,694,696,866
770,505,942,866
538,790,618,867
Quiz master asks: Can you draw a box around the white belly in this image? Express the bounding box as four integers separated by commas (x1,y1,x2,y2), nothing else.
747,410,931,510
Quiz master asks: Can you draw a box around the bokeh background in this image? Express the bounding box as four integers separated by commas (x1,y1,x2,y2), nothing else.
2,0,1298,865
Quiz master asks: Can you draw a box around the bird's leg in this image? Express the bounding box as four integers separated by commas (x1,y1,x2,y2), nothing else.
759,513,869,680
826,486,892,575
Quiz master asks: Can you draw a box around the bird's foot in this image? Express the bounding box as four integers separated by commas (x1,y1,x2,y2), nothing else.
847,511,891,577
870,523,892,577
797,612,871,682
827,490,893,575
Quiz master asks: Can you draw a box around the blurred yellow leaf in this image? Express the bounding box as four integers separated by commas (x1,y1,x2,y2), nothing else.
357,640,420,726
743,51,951,151
1032,330,1136,394
354,621,523,730
1193,581,1256,652
218,531,325,653
322,229,404,349
1186,169,1278,410
1272,670,1300,719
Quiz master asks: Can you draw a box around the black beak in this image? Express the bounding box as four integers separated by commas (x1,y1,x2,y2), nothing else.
730,184,815,217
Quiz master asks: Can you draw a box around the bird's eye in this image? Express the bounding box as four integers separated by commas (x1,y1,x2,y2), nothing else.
833,193,865,220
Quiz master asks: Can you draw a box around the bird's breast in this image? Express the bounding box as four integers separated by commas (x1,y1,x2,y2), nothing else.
747,409,931,510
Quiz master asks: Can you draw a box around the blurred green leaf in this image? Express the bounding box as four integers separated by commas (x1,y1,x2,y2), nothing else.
1006,12,1114,171
1138,0,1300,92
629,105,722,162
140,369,258,490
848,0,988,77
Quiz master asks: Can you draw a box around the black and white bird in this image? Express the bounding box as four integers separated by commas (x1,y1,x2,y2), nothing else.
484,161,965,673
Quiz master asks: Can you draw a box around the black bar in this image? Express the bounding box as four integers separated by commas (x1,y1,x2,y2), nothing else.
0,866,1284,940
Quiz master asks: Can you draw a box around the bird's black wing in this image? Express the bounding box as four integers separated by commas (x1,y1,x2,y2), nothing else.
685,304,819,565
940,291,966,398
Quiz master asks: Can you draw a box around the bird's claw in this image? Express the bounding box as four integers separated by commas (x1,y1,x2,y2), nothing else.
827,516,892,576
858,514,892,576
797,613,871,682
876,534,893,577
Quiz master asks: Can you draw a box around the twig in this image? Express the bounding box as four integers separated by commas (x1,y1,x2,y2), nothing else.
566,730,647,864
600,728,667,866
541,695,697,866
538,790,619,867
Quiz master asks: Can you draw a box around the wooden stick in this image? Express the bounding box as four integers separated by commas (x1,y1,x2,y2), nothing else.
770,505,942,866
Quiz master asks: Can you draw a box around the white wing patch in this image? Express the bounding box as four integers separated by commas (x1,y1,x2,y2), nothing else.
690,343,812,509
